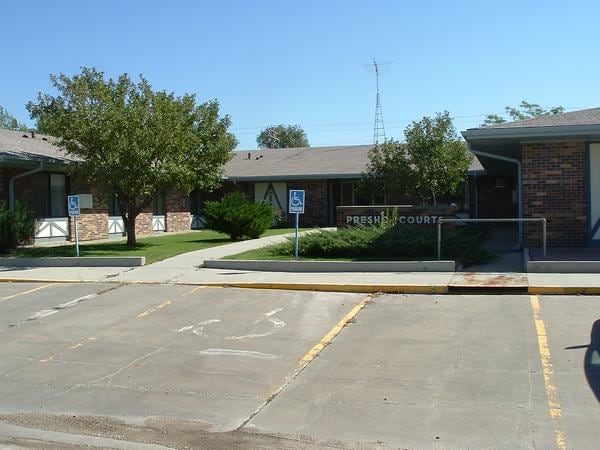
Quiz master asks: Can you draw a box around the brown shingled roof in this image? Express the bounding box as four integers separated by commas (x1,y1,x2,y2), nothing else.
225,144,483,180
0,128,79,162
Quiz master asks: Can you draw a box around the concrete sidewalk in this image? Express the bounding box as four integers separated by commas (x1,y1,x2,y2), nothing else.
2,234,600,293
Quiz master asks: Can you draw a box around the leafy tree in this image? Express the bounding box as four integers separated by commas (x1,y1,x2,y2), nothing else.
483,100,564,126
363,111,470,205
257,124,309,149
27,67,236,246
0,105,28,131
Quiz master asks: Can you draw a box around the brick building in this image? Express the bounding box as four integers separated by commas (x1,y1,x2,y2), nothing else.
0,128,190,242
220,144,485,228
2,127,511,244
462,107,600,247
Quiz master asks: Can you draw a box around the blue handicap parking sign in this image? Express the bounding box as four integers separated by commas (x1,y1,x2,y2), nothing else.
67,195,80,217
289,190,305,214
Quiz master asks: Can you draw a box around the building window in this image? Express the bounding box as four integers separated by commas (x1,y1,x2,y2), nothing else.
50,174,67,217
340,181,373,206
109,192,121,216
26,172,67,218
29,173,49,217
341,182,354,205
154,190,166,215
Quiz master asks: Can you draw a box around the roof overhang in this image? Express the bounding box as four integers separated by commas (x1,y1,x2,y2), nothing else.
0,153,72,171
224,173,363,182
462,124,600,176
462,123,600,143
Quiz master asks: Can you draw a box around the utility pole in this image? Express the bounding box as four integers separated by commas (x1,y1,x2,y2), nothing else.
267,128,280,149
372,58,386,145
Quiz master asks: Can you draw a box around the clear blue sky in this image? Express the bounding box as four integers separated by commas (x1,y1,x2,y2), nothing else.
2,0,600,149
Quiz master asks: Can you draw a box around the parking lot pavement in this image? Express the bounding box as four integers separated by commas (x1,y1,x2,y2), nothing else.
0,282,365,434
0,282,117,331
532,295,600,449
1,284,598,449
248,293,600,449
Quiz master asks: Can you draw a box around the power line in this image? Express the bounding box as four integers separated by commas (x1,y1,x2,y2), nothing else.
230,106,590,132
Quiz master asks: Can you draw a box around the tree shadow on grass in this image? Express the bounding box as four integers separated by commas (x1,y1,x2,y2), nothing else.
13,241,152,258
10,234,234,259
187,238,231,245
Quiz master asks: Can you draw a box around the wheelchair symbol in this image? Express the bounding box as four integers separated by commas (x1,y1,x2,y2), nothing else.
290,192,303,207
69,198,78,210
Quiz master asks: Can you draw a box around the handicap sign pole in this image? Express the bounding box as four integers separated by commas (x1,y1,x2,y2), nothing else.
288,190,305,260
294,212,300,259
74,216,80,257
67,195,80,257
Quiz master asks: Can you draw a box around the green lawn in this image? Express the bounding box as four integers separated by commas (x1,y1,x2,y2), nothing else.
224,246,298,261
9,228,298,265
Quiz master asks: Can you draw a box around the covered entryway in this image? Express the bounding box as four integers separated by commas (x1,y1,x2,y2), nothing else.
589,143,600,243
255,182,287,224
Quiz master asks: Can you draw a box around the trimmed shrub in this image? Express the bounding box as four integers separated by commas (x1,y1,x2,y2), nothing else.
269,222,491,265
204,192,272,240
0,202,36,254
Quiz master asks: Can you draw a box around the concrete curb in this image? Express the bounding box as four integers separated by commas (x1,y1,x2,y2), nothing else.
524,247,600,273
0,256,145,267
0,421,170,450
528,261,600,273
528,286,600,295
194,282,448,294
0,278,102,283
0,278,447,293
203,259,456,272
3,276,600,296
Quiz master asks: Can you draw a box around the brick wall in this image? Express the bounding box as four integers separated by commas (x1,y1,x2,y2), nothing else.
166,189,190,232
336,205,457,228
287,181,329,227
522,142,587,247
136,212,153,235
68,181,109,242
71,213,108,241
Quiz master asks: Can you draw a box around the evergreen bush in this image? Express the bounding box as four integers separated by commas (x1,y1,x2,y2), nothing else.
204,192,272,240
269,222,490,265
0,202,36,254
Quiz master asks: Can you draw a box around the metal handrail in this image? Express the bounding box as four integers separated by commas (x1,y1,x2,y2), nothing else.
437,218,547,260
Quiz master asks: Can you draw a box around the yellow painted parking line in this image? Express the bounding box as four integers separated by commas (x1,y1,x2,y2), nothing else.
299,295,371,365
269,295,371,397
240,294,373,428
0,283,57,302
40,298,174,362
136,300,172,318
181,285,224,296
182,285,207,296
40,336,98,363
240,295,373,428
530,294,568,450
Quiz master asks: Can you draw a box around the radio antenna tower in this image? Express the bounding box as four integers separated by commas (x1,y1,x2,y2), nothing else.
372,58,386,144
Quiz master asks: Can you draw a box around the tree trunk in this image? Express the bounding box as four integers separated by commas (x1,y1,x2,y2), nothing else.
125,205,137,247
